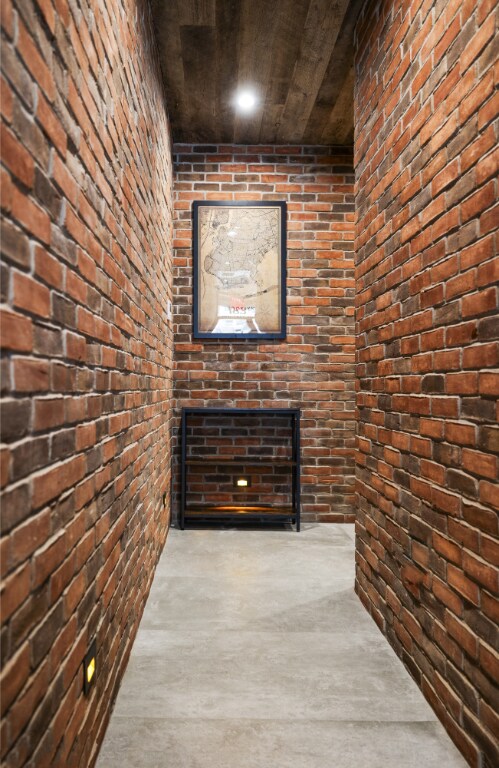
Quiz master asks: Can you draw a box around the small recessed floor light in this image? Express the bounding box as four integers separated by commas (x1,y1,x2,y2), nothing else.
235,90,257,113
83,639,97,695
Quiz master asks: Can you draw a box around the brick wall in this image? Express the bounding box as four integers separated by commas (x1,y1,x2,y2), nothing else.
0,0,173,765
173,144,356,523
354,1,498,766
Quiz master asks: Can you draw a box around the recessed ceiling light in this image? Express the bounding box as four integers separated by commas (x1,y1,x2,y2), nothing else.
235,89,257,113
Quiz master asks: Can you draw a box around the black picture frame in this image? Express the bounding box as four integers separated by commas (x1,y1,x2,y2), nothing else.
192,200,287,341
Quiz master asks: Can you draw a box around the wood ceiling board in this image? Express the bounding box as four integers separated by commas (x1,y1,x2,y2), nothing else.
151,0,186,137
177,0,216,26
275,0,351,143
214,0,242,143
321,65,354,144
259,0,312,143
302,53,353,144
302,0,360,144
180,25,217,141
152,0,360,144
232,0,284,144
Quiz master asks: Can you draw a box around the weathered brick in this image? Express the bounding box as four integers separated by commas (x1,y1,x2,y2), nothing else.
0,218,30,268
13,358,50,392
0,562,31,622
355,2,498,766
0,122,34,187
0,1,173,764
10,510,50,570
33,396,65,431
0,644,31,717
34,245,64,289
0,481,31,535
0,309,33,352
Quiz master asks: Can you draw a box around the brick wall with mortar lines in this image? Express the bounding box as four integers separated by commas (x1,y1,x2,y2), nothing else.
173,144,356,523
354,1,498,766
0,0,173,765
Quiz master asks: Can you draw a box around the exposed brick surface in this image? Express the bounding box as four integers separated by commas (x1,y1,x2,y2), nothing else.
173,144,356,522
355,2,498,767
0,1,173,766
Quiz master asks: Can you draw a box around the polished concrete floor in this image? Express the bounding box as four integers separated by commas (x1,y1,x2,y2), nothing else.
96,524,467,767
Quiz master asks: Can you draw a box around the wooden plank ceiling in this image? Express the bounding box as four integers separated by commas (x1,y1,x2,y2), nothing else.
151,0,363,145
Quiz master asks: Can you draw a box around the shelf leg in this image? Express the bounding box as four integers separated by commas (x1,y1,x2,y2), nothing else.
180,409,187,530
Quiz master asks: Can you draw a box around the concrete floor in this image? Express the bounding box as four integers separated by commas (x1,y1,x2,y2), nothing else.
96,524,467,768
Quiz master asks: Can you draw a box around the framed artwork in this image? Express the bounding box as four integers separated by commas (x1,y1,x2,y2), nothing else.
192,201,286,340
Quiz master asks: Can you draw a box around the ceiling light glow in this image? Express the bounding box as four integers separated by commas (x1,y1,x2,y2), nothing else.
236,90,257,113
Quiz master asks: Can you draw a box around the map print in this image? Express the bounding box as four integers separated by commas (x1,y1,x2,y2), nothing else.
197,205,282,334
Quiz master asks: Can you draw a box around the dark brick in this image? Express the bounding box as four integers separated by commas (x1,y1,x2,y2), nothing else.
0,218,30,268
0,482,31,534
354,3,498,766
446,469,478,498
0,399,31,442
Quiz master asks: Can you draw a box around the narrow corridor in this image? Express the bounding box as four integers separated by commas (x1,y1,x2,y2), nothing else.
97,526,467,767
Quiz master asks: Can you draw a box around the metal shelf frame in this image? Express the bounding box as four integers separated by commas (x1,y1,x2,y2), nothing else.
180,407,301,531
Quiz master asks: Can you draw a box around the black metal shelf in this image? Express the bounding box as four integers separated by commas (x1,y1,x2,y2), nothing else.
180,407,300,531
185,458,297,466
184,506,296,526
185,504,293,513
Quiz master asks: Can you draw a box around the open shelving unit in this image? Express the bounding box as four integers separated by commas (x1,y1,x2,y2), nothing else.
180,407,301,531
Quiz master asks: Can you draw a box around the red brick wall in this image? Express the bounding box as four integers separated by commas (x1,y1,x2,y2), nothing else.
0,0,173,765
354,1,498,766
173,144,356,522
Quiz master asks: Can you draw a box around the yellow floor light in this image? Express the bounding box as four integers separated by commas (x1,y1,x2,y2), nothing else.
83,640,97,695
